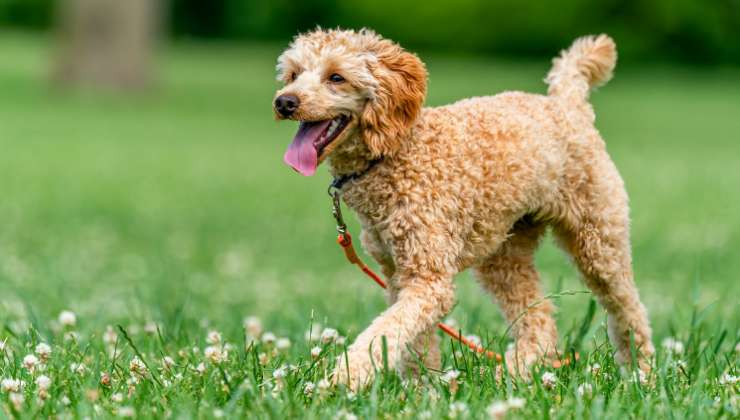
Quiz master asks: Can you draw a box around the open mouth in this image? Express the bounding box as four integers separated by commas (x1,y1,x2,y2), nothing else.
283,115,351,176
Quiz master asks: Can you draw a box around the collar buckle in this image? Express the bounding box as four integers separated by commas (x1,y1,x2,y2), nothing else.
327,157,382,235
330,189,347,234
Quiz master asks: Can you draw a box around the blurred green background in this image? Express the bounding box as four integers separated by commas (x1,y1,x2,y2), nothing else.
2,0,740,63
0,1,738,343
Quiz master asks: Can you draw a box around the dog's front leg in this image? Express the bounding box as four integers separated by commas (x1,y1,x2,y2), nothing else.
333,269,455,390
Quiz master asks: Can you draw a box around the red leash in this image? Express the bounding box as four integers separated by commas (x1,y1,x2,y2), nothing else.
330,188,576,368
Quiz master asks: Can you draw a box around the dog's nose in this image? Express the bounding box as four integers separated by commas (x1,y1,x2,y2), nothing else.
274,94,300,117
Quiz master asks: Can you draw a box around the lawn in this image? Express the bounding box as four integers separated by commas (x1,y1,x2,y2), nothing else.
0,30,738,418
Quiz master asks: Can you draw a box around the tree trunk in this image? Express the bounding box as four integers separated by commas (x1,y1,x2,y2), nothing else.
53,0,161,90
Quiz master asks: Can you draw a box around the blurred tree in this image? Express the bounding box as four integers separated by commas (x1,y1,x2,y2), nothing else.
52,0,162,89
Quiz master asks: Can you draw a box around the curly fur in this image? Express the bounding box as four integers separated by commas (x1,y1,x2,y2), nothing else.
274,28,654,389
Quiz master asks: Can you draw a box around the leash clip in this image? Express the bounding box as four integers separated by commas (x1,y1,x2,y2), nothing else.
328,186,347,235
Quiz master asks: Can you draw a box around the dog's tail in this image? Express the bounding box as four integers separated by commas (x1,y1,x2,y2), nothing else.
545,34,616,104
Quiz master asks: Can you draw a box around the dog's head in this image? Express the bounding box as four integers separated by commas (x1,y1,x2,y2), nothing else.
274,28,427,176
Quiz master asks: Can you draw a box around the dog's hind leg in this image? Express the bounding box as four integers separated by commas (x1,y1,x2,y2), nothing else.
474,218,558,377
552,156,654,372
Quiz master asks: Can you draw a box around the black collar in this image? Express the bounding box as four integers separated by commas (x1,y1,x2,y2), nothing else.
329,158,383,191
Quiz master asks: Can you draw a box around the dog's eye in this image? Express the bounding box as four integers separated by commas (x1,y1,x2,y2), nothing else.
289,72,297,82
329,73,345,83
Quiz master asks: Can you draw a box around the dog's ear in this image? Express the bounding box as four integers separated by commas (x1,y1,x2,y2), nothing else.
361,44,427,157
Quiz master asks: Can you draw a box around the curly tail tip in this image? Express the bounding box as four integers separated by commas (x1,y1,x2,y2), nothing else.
546,34,617,102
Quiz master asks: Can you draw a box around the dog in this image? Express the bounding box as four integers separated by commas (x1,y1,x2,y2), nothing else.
273,28,654,389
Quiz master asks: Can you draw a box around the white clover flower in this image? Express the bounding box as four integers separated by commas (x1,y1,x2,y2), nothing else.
195,362,206,375
317,378,331,392
310,346,322,359
441,369,461,383
448,401,469,418
71,362,88,376
541,371,557,389
487,401,508,419
305,325,322,342
111,392,124,403
118,406,135,417
204,346,228,364
213,408,225,418
100,372,113,387
507,397,526,409
162,356,175,369
336,336,347,346
719,373,738,386
206,330,222,345
1,378,23,393
589,363,601,376
129,357,147,376
261,331,277,345
23,354,39,371
273,366,287,380
144,322,158,335
320,328,338,344
662,337,685,354
64,331,81,342
9,392,24,410
418,410,432,419
58,310,77,327
243,316,263,338
61,395,71,406
303,381,315,396
577,383,593,397
35,375,51,391
335,410,358,420
103,326,118,346
35,343,52,362
258,352,269,365
276,338,291,351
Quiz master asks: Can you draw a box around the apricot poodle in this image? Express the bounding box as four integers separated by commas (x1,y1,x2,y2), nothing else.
273,28,654,389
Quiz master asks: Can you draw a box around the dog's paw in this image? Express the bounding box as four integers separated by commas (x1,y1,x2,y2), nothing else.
332,352,376,390
499,348,545,381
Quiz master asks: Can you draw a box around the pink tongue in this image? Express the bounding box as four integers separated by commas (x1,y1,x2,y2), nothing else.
283,120,332,176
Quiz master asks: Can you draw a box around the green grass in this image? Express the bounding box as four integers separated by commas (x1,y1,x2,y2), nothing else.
0,30,738,418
